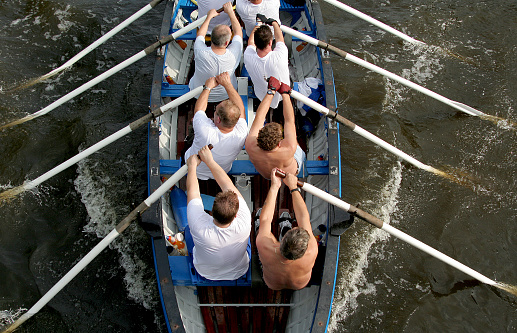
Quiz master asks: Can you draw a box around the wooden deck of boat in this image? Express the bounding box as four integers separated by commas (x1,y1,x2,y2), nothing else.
197,286,293,333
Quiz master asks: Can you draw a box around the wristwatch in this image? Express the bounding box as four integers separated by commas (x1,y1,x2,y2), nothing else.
290,187,301,194
203,85,211,92
267,89,275,95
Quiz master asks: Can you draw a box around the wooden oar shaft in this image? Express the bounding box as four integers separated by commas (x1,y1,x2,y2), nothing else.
321,0,423,44
280,25,486,118
274,169,384,229
302,182,384,229
340,51,485,117
289,90,437,173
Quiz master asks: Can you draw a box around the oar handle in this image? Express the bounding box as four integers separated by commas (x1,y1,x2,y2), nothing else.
207,143,214,150
197,143,214,158
274,169,304,188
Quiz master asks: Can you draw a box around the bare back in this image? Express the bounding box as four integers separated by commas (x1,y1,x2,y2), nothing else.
245,92,299,179
256,233,318,290
246,141,298,179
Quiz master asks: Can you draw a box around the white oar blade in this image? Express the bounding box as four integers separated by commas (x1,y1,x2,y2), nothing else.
281,27,490,119
1,10,208,129
449,101,486,117
290,90,437,173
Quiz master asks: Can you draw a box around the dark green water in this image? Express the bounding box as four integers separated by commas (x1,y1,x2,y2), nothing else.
0,0,515,332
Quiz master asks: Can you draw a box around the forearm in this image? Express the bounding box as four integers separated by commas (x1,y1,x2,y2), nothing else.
194,89,210,112
248,33,255,47
197,15,212,37
257,93,274,121
186,167,201,202
206,160,239,194
225,84,245,118
248,93,274,136
282,95,294,124
259,186,279,233
282,96,297,144
228,12,242,37
291,190,311,231
273,22,284,43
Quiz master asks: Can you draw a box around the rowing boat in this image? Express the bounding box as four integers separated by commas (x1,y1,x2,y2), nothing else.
144,0,348,331
2,0,516,332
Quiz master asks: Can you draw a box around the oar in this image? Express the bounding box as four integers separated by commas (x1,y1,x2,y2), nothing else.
291,91,478,187
320,0,476,65
6,0,165,93
321,0,423,45
2,163,191,333
281,25,510,126
289,90,451,179
0,8,223,130
275,170,517,297
0,86,203,203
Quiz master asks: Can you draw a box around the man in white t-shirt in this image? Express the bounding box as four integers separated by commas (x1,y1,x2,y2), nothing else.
197,0,231,34
244,18,289,109
186,145,252,280
189,3,243,102
236,0,281,37
184,73,248,180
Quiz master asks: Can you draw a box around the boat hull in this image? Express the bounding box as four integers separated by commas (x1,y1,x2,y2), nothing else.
145,0,347,331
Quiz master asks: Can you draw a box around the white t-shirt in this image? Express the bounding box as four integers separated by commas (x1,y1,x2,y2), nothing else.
197,0,231,34
243,42,290,108
189,35,243,102
187,196,251,280
236,0,281,37
184,111,248,180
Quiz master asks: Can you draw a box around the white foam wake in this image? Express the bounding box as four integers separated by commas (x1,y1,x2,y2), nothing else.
0,308,26,329
329,26,443,331
328,161,403,331
74,154,159,313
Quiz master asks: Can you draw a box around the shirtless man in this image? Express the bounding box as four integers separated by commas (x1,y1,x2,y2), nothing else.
255,168,318,290
245,77,305,179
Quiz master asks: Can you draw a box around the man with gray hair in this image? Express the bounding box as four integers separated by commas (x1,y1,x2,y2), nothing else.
255,168,318,290
188,3,243,102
